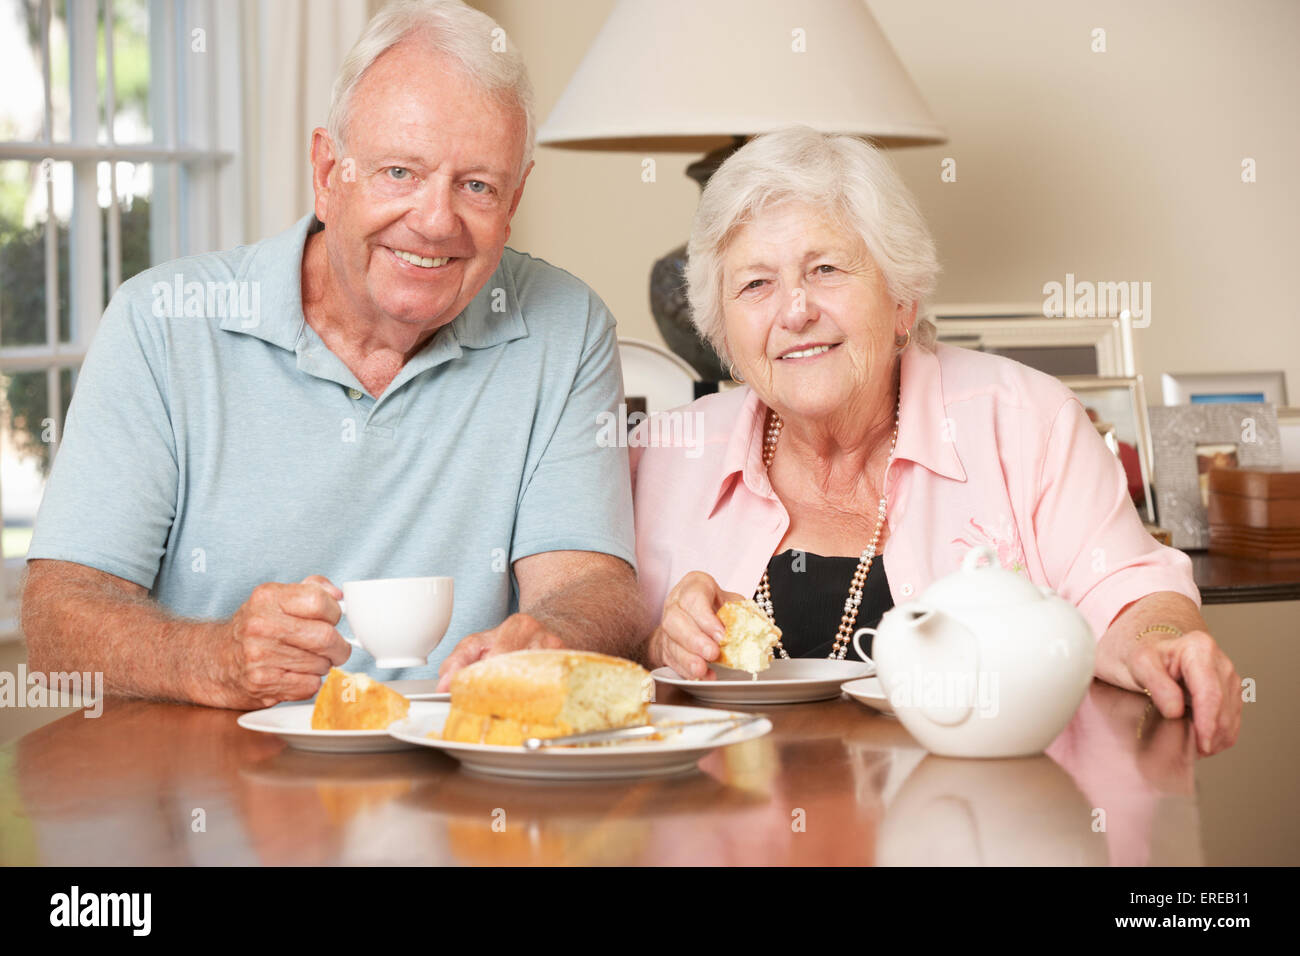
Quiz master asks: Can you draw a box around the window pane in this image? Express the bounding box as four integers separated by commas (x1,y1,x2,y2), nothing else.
94,159,153,331
0,0,47,141
100,0,151,144
116,160,153,282
51,0,72,140
1,370,51,559
1,366,76,558
59,365,76,425
0,0,72,141
0,159,71,348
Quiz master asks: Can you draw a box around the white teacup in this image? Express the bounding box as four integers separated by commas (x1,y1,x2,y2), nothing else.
338,576,454,669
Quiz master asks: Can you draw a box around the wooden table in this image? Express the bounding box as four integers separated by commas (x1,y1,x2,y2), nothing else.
3,673,1293,866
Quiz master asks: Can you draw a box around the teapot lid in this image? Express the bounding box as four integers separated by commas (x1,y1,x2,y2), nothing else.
921,545,1046,609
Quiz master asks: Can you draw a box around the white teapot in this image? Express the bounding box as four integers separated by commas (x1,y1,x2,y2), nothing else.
853,545,1095,758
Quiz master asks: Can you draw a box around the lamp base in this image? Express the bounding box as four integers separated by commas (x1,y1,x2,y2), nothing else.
650,243,725,382
648,137,746,382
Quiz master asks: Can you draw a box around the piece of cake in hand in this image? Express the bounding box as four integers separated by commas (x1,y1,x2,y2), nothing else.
440,649,653,746
311,668,410,730
716,599,782,680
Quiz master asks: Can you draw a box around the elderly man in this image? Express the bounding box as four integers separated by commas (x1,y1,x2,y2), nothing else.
22,0,643,709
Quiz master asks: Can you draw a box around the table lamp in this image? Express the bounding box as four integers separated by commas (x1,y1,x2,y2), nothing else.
538,0,947,380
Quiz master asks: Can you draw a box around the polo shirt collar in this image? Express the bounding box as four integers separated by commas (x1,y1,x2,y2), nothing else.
443,250,528,350
218,213,316,351
372,256,529,395
220,213,529,363
707,343,966,513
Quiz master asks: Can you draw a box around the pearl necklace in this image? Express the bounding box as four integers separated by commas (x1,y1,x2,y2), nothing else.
754,403,900,660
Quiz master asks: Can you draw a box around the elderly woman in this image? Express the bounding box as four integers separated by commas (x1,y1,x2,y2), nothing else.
631,126,1240,755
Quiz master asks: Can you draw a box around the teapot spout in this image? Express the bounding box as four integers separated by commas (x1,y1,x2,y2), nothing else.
902,603,938,631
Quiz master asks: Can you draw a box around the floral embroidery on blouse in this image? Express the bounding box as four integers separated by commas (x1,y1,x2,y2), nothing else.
952,516,1027,573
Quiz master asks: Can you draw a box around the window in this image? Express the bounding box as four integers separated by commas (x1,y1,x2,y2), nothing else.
0,0,242,634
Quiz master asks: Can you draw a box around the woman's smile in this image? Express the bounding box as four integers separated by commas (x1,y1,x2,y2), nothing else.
775,341,842,362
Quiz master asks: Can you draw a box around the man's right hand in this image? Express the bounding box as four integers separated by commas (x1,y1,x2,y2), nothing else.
203,575,352,709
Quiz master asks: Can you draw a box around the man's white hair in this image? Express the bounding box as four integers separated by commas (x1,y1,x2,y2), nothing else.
686,126,941,366
326,0,535,182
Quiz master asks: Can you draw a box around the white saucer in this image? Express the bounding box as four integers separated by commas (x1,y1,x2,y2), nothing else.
389,702,772,780
652,658,873,704
842,676,896,717
236,704,419,753
384,679,450,702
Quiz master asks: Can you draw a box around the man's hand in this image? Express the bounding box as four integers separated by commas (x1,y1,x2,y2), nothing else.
435,613,564,691
1122,628,1242,756
205,575,352,709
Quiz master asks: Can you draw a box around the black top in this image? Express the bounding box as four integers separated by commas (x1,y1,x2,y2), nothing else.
762,550,894,661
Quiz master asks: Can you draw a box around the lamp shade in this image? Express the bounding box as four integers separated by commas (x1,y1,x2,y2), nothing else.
538,0,946,151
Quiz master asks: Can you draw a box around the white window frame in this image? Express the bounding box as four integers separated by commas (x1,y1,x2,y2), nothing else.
0,0,243,638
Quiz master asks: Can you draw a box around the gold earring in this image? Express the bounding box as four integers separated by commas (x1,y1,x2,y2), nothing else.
895,328,911,351
729,364,745,385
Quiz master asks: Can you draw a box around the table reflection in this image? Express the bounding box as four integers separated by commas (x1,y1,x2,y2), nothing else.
2,679,1210,866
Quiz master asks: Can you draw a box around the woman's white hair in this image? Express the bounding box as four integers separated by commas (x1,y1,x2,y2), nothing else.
686,126,940,366
326,0,535,183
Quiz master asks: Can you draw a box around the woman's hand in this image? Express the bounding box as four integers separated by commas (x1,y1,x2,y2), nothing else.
1096,593,1242,756
648,571,745,680
1122,628,1242,756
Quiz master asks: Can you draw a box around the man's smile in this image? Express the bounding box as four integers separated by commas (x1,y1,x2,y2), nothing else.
386,245,458,269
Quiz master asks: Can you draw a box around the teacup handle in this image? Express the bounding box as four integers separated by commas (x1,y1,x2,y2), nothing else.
335,599,362,651
852,627,877,672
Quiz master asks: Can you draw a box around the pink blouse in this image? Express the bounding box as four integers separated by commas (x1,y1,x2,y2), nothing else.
629,342,1200,640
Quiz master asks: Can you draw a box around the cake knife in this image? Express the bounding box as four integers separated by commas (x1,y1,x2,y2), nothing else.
522,713,766,750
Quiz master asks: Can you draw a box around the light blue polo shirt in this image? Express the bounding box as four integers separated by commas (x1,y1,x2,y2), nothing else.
28,214,635,679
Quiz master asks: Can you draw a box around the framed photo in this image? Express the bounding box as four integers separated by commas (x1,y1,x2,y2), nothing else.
1278,406,1300,469
930,303,1135,377
1160,371,1288,406
1058,376,1156,524
1145,403,1282,549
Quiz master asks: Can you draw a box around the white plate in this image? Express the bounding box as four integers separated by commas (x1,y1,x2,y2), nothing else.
389,702,772,780
236,704,419,753
384,679,449,702
652,658,873,704
842,676,896,717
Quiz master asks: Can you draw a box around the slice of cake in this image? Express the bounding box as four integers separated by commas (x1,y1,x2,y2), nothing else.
716,599,782,679
440,649,653,746
311,668,410,730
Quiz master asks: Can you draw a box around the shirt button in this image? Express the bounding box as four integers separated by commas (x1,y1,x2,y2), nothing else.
900,582,914,597
347,387,363,400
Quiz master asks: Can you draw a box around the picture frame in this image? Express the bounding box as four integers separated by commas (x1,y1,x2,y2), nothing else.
929,303,1135,377
1160,371,1289,406
1058,375,1157,524
1278,406,1300,469
1145,403,1282,549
